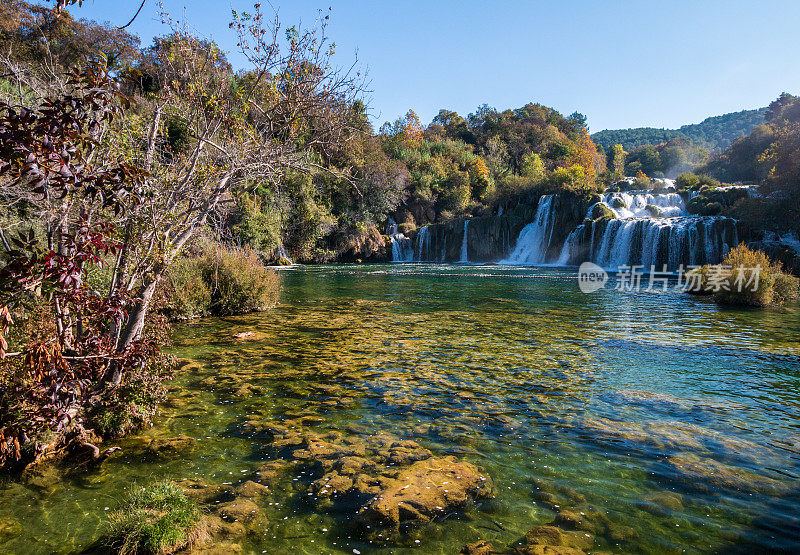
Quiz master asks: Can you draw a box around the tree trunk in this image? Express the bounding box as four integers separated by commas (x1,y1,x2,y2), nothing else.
107,272,161,386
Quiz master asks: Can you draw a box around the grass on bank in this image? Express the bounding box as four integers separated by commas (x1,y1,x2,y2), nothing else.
103,481,203,555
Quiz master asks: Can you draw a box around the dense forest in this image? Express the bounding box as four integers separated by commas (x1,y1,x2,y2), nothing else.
592,108,767,152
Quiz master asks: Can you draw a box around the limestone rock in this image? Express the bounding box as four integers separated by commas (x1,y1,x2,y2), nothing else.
460,540,496,554
552,509,636,543
147,436,197,458
0,516,23,542
520,525,592,551
358,456,493,529
203,515,247,539
664,453,785,494
642,491,683,514
215,498,262,524
234,480,269,498
178,478,233,504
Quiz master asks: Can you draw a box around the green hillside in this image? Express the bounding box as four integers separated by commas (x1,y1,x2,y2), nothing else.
593,107,767,151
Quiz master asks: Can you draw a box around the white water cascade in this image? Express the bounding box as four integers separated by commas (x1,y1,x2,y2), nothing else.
558,191,738,270
460,220,470,263
387,218,413,262
502,195,559,265
415,225,431,261
600,191,687,218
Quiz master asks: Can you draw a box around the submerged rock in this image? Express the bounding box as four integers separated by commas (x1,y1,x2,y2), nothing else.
147,436,197,458
234,480,269,498
358,456,494,530
21,466,61,493
552,509,636,543
663,453,785,494
203,515,248,540
216,498,263,524
531,479,586,510
514,524,592,554
641,491,683,515
468,524,593,555
0,516,23,542
460,539,496,554
178,478,234,504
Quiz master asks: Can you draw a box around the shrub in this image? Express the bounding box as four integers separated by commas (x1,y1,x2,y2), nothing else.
163,257,212,319
398,222,416,235
162,244,280,319
199,245,280,316
676,172,700,190
589,203,616,221
611,197,626,209
103,481,203,555
684,265,714,295
712,244,799,307
773,272,800,304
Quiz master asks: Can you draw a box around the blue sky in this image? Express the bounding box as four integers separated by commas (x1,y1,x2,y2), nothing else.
57,0,800,131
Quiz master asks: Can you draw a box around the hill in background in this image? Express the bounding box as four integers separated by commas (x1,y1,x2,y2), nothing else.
592,107,767,152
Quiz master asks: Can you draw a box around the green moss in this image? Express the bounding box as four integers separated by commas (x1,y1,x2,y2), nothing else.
611,197,627,209
589,203,617,221
103,481,202,555
398,222,416,235
645,204,662,217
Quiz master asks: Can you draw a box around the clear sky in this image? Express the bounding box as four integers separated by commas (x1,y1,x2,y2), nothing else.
55,0,800,131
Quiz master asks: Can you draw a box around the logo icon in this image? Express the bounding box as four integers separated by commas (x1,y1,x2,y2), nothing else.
578,262,608,293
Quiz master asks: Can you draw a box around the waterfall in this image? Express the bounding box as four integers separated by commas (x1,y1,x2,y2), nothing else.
415,225,430,261
560,216,739,271
460,220,469,263
502,187,740,271
387,217,413,262
277,244,293,264
600,191,686,218
390,235,413,262
502,195,558,265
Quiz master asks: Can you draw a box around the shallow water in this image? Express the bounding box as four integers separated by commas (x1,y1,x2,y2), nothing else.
2,264,800,554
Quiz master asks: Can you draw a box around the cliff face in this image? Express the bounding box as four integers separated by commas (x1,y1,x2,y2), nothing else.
407,191,594,263
410,203,536,263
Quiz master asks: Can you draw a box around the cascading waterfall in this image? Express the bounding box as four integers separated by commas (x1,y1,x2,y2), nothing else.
391,180,741,268
277,245,293,264
601,191,686,218
502,195,558,265
387,217,413,262
415,225,431,261
559,216,738,270
556,190,739,271
460,220,469,263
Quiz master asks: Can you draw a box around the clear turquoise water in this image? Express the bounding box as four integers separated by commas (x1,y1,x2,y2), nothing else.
1,264,799,554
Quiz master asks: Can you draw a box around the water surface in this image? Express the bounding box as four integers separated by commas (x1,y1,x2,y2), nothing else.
1,264,799,554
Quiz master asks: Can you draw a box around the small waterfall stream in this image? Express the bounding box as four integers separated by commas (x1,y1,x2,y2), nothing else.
460,220,469,263
388,218,413,262
501,195,558,265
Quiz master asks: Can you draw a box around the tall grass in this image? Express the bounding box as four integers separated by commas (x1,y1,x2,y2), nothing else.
103,481,203,554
